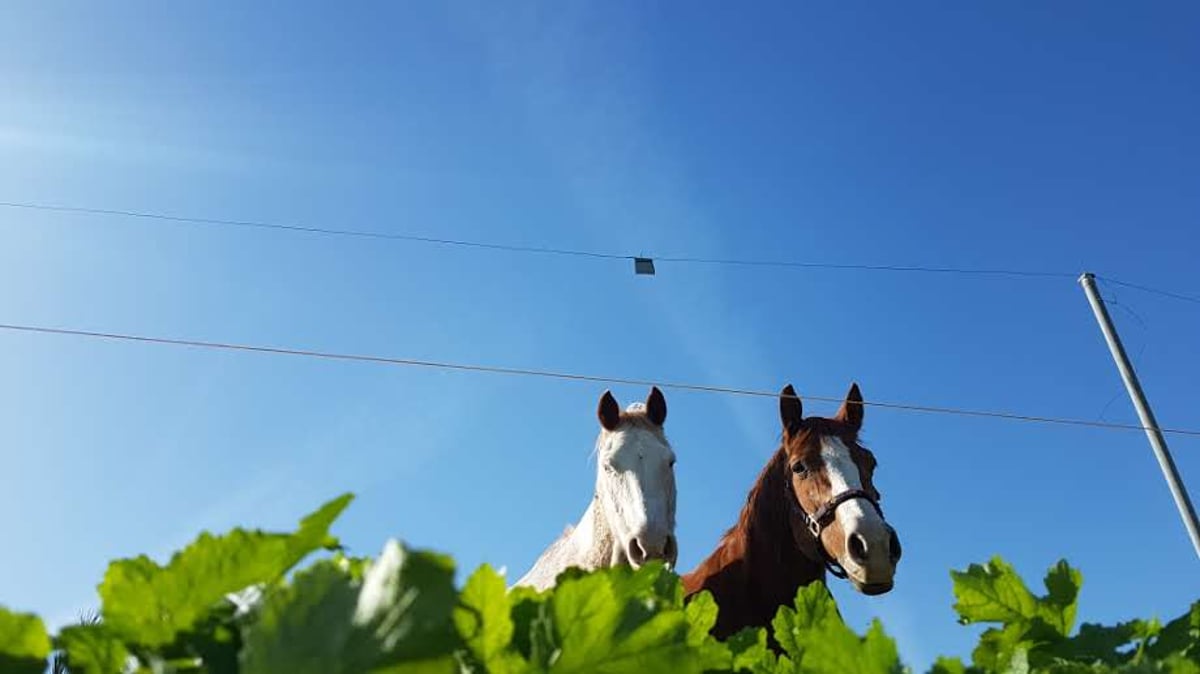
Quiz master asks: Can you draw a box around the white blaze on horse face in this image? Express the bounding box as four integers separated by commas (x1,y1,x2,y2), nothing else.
819,435,891,577
595,415,677,568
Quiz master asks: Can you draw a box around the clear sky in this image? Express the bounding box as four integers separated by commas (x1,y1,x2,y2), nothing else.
1,2,1198,669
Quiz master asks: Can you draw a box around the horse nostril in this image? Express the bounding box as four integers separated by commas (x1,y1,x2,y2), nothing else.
663,535,678,565
628,538,647,565
847,533,869,564
888,528,902,563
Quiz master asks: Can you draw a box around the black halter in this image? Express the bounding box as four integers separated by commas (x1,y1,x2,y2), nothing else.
788,484,884,579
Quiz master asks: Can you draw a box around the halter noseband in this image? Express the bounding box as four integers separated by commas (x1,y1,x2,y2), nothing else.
788,484,884,580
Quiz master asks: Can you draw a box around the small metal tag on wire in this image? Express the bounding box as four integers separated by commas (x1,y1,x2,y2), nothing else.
634,257,656,275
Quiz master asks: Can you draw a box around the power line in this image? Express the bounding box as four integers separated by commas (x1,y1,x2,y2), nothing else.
2,321,1198,438
654,255,1074,279
0,201,629,261
0,200,1077,280
1098,276,1200,306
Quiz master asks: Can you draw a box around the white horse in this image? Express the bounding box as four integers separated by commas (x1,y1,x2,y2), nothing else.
514,387,678,591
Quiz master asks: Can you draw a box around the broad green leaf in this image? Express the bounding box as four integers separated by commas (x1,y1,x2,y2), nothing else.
239,560,363,674
972,624,1033,672
527,603,558,671
929,656,968,674
1006,645,1031,674
799,618,902,674
101,493,354,646
604,560,681,606
684,591,731,671
240,539,459,674
771,585,901,674
861,620,903,672
727,627,777,674
951,557,1082,640
775,654,799,674
1160,654,1200,674
508,585,551,666
545,564,697,673
57,624,130,674
454,564,526,674
771,582,838,661
1149,602,1200,662
684,591,718,647
1047,620,1159,665
1041,560,1083,636
159,602,244,674
0,607,51,674
952,557,1042,627
354,541,460,666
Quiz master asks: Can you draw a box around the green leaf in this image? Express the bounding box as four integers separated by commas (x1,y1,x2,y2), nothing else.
454,564,526,674
100,493,354,647
928,656,968,674
1047,620,1159,665
1041,560,1083,636
1006,645,1031,674
952,557,1043,627
727,628,777,674
771,585,901,674
684,590,718,647
951,557,1082,641
239,559,362,674
972,624,1033,672
545,564,697,673
771,583,839,662
1149,602,1200,662
684,591,732,671
528,603,558,671
861,620,903,672
57,624,130,674
508,585,551,666
802,619,901,674
0,607,51,674
240,539,460,674
160,601,244,674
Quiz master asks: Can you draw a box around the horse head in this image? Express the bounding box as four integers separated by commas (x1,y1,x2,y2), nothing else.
779,382,900,594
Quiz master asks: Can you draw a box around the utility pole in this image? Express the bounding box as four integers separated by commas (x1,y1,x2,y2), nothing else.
1079,273,1200,560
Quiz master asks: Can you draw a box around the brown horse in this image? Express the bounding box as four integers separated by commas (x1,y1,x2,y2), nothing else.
682,382,901,640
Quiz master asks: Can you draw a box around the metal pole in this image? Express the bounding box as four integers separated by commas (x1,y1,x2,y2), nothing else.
1079,272,1200,559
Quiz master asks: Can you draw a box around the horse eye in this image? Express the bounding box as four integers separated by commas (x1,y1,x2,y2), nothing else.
791,462,807,475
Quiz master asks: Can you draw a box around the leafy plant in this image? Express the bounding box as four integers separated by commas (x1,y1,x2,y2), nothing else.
4,494,1196,674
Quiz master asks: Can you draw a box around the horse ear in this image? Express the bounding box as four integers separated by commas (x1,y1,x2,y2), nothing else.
598,390,621,431
837,382,864,432
779,384,803,433
646,386,667,426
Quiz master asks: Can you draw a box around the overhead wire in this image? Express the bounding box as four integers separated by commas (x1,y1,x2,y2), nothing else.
0,201,630,261
7,200,1200,300
2,321,1198,438
0,200,1084,280
1097,276,1200,306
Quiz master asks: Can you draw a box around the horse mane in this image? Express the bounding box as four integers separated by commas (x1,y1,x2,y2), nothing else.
682,423,834,640
718,442,804,571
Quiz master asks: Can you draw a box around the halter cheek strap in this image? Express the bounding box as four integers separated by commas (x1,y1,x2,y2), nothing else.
789,486,884,580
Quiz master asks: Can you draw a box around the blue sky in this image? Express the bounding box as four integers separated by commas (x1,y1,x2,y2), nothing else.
1,1,1198,668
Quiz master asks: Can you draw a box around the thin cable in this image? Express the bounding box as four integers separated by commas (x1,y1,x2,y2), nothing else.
7,200,1199,301
655,255,1075,279
1098,276,1200,305
1,200,1074,279
2,321,1198,438
0,201,630,261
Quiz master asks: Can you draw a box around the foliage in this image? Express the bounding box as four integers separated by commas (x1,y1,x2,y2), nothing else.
3,494,1196,673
